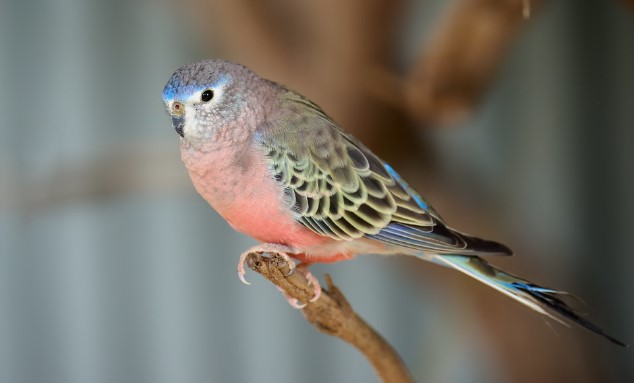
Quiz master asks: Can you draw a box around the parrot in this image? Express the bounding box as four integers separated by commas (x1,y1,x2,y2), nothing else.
162,59,625,346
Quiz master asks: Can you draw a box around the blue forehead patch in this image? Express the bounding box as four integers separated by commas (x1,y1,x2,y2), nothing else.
162,74,231,102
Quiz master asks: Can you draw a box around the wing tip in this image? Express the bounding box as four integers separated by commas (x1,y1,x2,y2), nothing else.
462,235,513,256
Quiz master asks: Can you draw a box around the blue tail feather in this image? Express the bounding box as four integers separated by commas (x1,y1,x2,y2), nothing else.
434,255,627,347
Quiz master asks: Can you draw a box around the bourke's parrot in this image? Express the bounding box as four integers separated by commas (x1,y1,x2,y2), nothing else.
163,59,625,346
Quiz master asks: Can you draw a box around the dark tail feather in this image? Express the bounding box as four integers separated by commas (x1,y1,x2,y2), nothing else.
434,255,627,347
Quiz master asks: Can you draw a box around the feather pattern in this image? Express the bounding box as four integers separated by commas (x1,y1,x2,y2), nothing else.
435,255,627,347
258,90,510,255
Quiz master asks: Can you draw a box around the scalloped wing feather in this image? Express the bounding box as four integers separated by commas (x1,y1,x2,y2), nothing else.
258,91,511,256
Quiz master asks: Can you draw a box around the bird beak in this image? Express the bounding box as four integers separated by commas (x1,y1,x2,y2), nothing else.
172,115,185,137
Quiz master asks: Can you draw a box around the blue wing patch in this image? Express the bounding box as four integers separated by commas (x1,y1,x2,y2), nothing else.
368,163,512,256
383,163,428,210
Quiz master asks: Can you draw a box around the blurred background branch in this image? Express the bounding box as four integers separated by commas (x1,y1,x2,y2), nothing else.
405,0,544,125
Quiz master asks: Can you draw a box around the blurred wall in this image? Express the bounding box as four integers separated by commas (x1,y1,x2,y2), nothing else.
1,0,632,382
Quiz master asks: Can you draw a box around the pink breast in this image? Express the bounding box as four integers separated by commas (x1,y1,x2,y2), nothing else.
181,142,334,252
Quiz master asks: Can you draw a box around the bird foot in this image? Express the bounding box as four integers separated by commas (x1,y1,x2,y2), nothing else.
237,243,297,285
236,244,321,308
297,263,322,303
274,263,322,308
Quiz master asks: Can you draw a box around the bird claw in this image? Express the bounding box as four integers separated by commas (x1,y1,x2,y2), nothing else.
235,244,322,308
236,244,297,286
275,286,307,309
237,251,253,285
275,263,322,308
289,299,307,309
297,264,322,303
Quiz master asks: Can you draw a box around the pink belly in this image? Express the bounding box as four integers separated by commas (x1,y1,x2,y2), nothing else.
221,192,357,264
220,191,329,249
182,143,339,258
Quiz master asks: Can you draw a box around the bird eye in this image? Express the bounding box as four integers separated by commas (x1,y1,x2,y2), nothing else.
201,89,214,102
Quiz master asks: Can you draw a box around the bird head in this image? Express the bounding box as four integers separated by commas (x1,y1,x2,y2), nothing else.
162,59,259,146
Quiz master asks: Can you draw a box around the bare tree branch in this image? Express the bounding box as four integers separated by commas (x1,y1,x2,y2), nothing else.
245,253,415,383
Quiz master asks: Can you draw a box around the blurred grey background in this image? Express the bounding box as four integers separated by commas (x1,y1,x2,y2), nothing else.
1,0,633,382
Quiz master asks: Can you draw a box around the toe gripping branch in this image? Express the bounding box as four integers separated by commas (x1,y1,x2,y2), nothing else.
240,252,321,308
